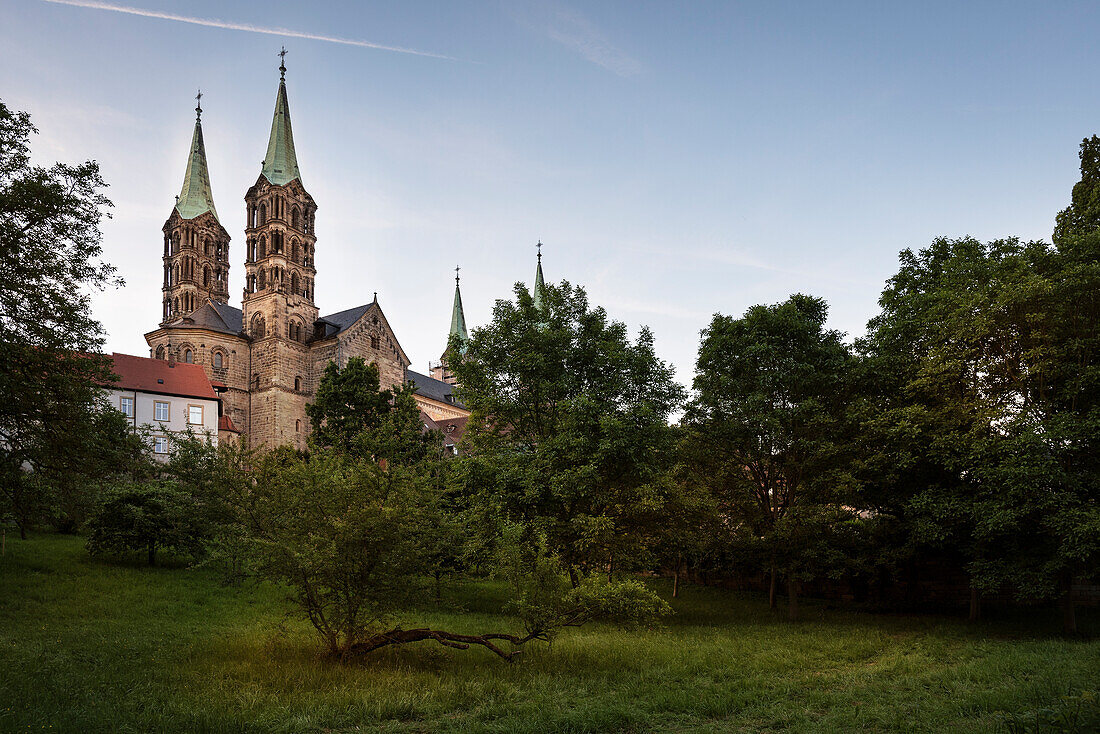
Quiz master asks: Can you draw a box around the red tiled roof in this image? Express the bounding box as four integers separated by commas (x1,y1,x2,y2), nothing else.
218,414,240,433
107,353,218,400
436,416,469,445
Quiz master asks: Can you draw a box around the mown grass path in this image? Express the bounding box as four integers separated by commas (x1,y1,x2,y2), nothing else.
0,534,1096,732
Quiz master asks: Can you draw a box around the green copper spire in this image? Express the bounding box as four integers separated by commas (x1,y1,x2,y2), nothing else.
449,266,469,352
533,241,546,310
260,49,302,186
174,91,220,222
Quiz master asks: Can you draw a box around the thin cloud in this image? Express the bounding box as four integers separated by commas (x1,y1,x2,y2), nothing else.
39,0,462,61
511,3,641,77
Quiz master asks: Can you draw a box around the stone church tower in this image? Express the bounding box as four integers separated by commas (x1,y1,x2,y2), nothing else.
161,94,231,324
240,56,320,446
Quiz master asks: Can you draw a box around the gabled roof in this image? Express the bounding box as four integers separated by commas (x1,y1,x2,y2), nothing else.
408,370,465,409
261,77,301,187
218,414,240,433
318,303,372,334
160,301,242,336
107,352,218,400
175,114,220,222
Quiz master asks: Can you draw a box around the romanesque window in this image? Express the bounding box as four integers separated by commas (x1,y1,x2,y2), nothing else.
252,314,266,338
291,272,300,296
205,239,213,256
295,419,301,433
291,208,300,230
213,352,223,369
163,235,170,256
155,345,165,360
259,203,266,225
184,349,193,363
371,335,380,350
258,236,266,259
204,267,211,287
294,376,301,391
291,240,299,263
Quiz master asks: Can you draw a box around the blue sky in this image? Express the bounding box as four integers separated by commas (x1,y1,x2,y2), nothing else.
2,0,1096,386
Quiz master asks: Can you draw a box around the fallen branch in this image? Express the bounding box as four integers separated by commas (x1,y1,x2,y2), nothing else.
345,627,543,661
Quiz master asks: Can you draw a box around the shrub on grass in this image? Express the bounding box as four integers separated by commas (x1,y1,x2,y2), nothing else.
86,481,208,566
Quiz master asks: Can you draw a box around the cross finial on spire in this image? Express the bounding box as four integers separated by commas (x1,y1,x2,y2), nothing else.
537,240,542,261
278,47,288,79
195,89,202,120
455,264,461,284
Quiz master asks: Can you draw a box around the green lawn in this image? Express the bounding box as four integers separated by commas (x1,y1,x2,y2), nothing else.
0,534,1097,733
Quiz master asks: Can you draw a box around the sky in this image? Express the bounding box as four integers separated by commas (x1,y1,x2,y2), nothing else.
2,0,1097,389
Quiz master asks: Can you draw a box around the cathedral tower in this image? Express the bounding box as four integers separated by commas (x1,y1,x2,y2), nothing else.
241,52,320,446
430,267,469,385
161,93,230,324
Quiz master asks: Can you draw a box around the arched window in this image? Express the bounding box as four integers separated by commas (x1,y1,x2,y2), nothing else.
213,351,223,369
295,419,301,433
291,272,300,296
252,313,265,338
258,236,266,259
257,270,266,289
291,240,299,263
291,208,300,230
294,376,301,391
204,239,213,256
184,349,193,363
203,267,211,287
155,345,165,360
259,203,266,224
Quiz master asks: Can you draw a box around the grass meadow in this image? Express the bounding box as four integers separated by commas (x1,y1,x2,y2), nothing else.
0,533,1097,733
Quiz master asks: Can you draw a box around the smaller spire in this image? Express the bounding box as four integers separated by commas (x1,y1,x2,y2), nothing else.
533,241,546,311
175,95,220,222
448,265,469,352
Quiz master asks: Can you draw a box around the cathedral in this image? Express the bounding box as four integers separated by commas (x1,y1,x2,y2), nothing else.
143,57,533,449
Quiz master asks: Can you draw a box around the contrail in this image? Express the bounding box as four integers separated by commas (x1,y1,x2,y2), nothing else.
39,0,462,61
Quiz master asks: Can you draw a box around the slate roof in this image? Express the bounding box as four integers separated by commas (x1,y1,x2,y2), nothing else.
408,370,465,409
163,301,242,335
107,352,218,400
315,303,372,338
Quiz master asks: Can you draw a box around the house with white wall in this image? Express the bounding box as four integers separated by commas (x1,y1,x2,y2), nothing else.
103,352,234,459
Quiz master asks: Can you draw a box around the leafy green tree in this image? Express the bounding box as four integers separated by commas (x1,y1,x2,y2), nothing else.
683,294,856,620
450,280,685,586
1054,135,1100,244
0,100,121,538
86,482,208,566
306,357,435,464
862,235,1100,631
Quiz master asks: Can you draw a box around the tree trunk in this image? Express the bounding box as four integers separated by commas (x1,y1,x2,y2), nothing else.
434,572,442,602
19,523,27,541
347,627,534,660
788,578,799,621
968,586,981,622
147,543,156,567
1062,573,1077,635
672,553,681,598
768,565,778,610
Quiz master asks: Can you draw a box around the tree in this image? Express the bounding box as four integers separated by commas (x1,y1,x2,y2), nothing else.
683,294,856,620
86,481,209,566
862,236,1100,632
0,100,121,538
450,280,685,586
1054,135,1100,245
306,357,435,464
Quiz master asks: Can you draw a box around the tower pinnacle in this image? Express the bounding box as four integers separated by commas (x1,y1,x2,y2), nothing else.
175,95,219,222
449,265,468,351
533,241,546,311
261,53,302,186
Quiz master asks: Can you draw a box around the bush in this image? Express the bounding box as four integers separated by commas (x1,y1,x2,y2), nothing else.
86,482,208,565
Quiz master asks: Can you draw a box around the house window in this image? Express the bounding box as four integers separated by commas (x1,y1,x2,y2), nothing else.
295,419,301,433
119,396,134,418
153,436,169,454
213,352,223,369
188,405,204,425
154,401,170,421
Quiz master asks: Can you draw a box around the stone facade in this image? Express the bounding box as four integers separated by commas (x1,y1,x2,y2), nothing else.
144,67,420,449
